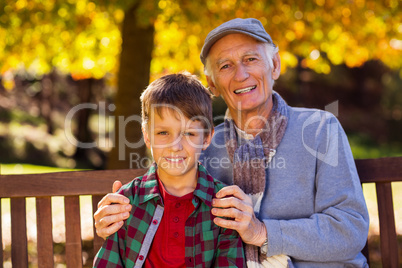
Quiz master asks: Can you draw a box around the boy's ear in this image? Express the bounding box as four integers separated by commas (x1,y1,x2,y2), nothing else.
142,125,151,149
206,75,220,97
202,129,214,150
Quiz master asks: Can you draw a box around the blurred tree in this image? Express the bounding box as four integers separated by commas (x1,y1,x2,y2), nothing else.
103,1,160,169
0,0,126,168
0,0,400,168
0,0,160,169
161,0,401,74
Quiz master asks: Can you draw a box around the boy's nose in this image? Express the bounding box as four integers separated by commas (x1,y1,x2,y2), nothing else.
170,136,183,151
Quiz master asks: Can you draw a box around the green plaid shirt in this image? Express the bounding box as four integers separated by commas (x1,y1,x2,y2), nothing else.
93,162,245,268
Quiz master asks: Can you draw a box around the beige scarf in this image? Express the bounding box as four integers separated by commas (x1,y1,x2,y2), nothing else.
224,92,292,268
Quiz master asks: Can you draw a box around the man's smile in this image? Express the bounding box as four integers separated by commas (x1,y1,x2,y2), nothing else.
234,85,256,94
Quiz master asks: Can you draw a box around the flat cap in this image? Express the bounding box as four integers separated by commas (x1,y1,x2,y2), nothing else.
200,18,274,65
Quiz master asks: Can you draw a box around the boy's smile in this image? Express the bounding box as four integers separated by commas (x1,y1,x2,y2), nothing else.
143,108,212,195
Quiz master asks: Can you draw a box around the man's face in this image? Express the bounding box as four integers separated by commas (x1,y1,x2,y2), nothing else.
206,33,280,117
143,108,212,181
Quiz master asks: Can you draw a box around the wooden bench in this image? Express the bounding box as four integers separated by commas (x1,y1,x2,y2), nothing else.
0,168,147,268
355,157,401,267
0,157,401,267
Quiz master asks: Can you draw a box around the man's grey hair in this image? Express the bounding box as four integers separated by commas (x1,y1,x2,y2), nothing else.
204,42,279,79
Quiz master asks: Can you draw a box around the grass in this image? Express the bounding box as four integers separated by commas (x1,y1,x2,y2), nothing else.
348,133,402,159
0,163,82,175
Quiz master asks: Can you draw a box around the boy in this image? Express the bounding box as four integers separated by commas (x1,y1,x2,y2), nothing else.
93,72,245,268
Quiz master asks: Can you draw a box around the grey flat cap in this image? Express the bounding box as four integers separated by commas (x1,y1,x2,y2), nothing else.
200,18,274,65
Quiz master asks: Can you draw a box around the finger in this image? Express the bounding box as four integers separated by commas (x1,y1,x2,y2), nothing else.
214,215,266,246
112,180,123,193
97,193,130,209
212,196,253,214
216,185,248,200
211,207,250,221
94,202,131,222
96,221,124,240
94,206,130,228
213,217,243,231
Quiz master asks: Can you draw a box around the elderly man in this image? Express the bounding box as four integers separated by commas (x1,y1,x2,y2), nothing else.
94,18,369,267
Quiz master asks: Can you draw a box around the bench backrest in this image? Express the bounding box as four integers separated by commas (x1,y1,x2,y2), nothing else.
0,157,401,267
355,157,401,268
0,168,146,268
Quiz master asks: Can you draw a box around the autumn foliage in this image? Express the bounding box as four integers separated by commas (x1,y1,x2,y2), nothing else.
0,0,400,87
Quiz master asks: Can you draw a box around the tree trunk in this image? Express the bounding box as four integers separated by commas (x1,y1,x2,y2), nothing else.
73,78,97,168
107,4,154,169
40,72,55,134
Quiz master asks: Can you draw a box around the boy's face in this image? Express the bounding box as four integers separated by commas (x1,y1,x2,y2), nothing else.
143,108,213,181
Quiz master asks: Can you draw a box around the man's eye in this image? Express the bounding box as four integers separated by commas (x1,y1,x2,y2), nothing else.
220,64,229,70
157,131,168,135
247,57,256,62
183,132,195,136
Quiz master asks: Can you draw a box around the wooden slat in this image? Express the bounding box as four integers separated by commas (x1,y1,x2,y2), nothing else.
36,197,54,267
375,182,399,268
0,169,146,198
10,197,28,268
64,196,82,268
92,195,105,253
355,157,402,183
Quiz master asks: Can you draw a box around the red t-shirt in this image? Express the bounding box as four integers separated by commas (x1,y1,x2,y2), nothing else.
144,176,195,268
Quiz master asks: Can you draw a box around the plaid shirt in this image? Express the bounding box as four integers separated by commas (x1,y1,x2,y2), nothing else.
93,163,245,268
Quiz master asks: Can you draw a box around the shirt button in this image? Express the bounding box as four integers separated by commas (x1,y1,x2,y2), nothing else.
175,203,181,208
173,232,179,238
152,219,158,225
138,255,144,260
173,216,179,223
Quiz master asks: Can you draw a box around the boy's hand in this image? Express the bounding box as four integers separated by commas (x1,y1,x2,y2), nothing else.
94,180,132,240
211,185,267,247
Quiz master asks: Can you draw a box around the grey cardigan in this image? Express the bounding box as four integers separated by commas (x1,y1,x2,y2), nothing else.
200,105,369,267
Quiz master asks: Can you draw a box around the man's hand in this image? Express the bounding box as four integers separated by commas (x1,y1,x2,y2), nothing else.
94,180,132,240
211,185,267,247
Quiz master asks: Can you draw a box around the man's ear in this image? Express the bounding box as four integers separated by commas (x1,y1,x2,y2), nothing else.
142,125,151,149
271,52,281,80
206,75,220,97
202,129,214,150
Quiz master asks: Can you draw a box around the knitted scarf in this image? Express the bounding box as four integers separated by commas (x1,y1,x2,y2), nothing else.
224,91,292,268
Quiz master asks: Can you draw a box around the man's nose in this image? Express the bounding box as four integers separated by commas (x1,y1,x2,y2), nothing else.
234,64,249,82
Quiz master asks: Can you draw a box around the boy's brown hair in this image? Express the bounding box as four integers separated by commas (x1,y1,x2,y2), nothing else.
140,72,213,133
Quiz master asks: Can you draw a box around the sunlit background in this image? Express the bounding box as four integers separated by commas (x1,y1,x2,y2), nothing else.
0,0,401,267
